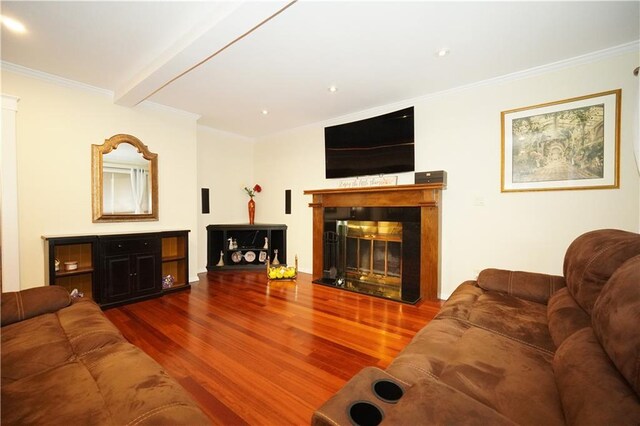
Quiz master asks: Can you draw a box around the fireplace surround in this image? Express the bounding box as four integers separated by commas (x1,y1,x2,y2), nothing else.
305,184,444,302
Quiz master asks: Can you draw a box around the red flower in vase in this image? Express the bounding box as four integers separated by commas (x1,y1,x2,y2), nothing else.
244,184,262,198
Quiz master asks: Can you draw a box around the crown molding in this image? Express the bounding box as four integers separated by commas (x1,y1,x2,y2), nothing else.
1,61,113,97
421,40,640,101
1,60,200,121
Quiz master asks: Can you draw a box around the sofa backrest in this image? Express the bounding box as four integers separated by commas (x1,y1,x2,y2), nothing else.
563,229,640,315
592,255,640,396
1,286,71,326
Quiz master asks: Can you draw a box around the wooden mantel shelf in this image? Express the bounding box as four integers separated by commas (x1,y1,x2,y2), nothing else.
304,183,443,207
304,184,444,301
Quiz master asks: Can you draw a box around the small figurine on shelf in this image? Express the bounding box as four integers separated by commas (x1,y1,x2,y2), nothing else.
217,250,225,266
162,275,175,289
272,249,280,266
263,237,269,249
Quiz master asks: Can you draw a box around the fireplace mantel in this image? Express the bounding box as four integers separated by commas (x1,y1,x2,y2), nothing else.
304,183,444,301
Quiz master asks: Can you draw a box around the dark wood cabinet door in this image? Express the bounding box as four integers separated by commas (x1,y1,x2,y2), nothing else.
104,255,133,302
133,253,160,296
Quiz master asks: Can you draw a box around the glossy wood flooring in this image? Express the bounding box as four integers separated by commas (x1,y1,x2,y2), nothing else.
104,271,443,425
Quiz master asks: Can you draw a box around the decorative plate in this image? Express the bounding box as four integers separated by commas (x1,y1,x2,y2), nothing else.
231,251,243,263
244,251,256,262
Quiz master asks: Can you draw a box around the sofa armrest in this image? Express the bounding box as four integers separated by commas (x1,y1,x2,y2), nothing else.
312,367,516,426
1,285,71,326
477,268,565,304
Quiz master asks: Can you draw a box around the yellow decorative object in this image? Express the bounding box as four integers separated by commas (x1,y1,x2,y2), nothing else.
266,255,298,281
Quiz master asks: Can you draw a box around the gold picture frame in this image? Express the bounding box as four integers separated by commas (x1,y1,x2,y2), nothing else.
501,89,621,192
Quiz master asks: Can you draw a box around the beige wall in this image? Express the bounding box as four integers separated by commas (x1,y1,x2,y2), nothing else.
253,51,640,299
2,70,199,289
5,49,639,297
196,126,254,271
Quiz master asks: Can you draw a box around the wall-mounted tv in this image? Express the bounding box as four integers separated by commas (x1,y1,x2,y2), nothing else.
324,106,415,179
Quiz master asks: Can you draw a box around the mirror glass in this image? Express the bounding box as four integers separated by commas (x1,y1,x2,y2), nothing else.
103,143,152,215
92,134,158,222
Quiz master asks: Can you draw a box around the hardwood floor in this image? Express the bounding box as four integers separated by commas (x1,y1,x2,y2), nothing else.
104,271,443,425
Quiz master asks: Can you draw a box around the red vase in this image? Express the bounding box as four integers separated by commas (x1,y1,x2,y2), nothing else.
248,198,256,224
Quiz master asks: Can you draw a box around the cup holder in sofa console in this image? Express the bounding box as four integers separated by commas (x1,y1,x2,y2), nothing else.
372,379,404,403
348,401,383,426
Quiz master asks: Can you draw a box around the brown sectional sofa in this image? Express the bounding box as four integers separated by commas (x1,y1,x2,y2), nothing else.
313,229,640,425
1,286,210,425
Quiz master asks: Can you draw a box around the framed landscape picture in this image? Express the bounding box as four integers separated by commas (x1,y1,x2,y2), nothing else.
501,89,620,192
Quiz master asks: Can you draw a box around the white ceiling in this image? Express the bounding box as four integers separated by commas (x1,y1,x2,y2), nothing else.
2,1,639,138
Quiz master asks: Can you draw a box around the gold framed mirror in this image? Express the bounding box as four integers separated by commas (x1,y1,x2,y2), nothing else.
92,134,158,222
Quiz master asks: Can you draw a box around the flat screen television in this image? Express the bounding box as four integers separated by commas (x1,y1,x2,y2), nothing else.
324,106,415,179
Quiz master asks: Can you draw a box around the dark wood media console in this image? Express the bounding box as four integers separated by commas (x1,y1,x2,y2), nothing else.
43,230,190,308
304,184,443,301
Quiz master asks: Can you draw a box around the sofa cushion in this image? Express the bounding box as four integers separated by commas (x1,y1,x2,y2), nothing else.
563,229,640,315
387,317,470,382
57,299,125,355
553,327,640,425
478,268,565,304
436,327,563,426
1,312,75,386
80,342,209,425
1,360,114,425
1,285,70,326
466,291,554,352
436,281,554,352
547,287,591,348
591,255,640,396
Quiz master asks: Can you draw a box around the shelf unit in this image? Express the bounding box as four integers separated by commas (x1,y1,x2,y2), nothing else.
206,224,287,271
161,230,189,291
44,236,98,300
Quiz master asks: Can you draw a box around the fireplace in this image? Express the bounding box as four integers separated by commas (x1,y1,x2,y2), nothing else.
305,184,444,302
317,207,421,303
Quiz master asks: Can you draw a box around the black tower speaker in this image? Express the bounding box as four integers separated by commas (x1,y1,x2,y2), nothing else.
285,189,291,214
201,188,210,214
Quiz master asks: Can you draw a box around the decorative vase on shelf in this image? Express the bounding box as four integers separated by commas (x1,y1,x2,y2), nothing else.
272,249,280,266
248,198,256,224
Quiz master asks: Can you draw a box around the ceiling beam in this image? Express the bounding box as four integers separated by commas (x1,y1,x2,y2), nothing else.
114,0,296,107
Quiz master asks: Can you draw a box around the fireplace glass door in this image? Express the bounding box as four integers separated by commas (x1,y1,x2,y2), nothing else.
339,220,403,300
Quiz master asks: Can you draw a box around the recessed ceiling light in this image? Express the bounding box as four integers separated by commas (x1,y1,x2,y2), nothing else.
328,86,338,93
436,48,450,57
1,15,26,34
261,109,269,115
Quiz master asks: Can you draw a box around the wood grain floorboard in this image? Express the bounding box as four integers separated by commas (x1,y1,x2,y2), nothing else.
104,271,443,425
